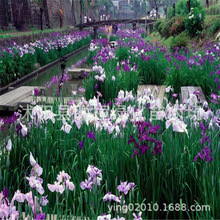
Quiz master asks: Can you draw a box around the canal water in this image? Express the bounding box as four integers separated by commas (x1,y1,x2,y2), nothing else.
22,48,89,93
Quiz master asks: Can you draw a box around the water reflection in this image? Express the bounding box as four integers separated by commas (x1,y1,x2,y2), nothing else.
22,49,89,93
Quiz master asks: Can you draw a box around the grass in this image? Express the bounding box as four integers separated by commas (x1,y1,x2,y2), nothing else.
144,32,174,47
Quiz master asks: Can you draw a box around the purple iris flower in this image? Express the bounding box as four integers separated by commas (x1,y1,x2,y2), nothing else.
34,88,40,96
87,130,96,142
115,66,121,71
193,90,202,96
129,121,162,157
149,125,160,134
194,147,213,162
201,135,211,146
34,213,46,220
3,187,9,198
152,141,162,155
79,141,84,150
131,148,139,158
94,83,98,90
123,64,130,72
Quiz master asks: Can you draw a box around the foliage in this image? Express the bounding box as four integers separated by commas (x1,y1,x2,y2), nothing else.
167,6,174,19
84,64,140,102
97,0,113,13
158,17,178,39
133,0,141,16
209,18,220,36
168,0,202,19
140,0,147,15
0,35,13,39
171,16,185,36
115,46,130,62
153,19,163,32
176,0,202,16
170,32,189,52
185,7,205,38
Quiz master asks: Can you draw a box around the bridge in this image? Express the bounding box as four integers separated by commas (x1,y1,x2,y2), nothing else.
76,18,157,39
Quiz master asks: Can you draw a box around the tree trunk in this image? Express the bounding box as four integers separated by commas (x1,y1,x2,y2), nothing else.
72,0,76,25
206,0,209,7
43,0,50,28
154,0,158,19
80,0,83,29
8,0,13,25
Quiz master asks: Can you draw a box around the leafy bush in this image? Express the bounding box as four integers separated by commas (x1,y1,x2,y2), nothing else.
167,6,174,19
153,19,163,32
168,0,202,19
176,0,202,16
158,17,178,39
171,16,185,36
170,32,189,51
185,7,205,38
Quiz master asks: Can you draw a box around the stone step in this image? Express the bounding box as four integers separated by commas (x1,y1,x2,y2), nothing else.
68,68,91,79
138,85,165,104
181,86,206,104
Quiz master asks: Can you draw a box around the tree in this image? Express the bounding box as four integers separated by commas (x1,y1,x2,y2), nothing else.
206,0,209,7
97,0,113,13
141,1,147,15
134,0,141,16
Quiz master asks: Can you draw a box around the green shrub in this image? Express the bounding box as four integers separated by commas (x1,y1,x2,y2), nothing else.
171,16,185,36
153,19,163,32
158,17,178,39
157,22,164,36
167,6,174,19
176,0,202,16
170,32,189,51
159,21,171,38
168,0,202,19
185,7,205,38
